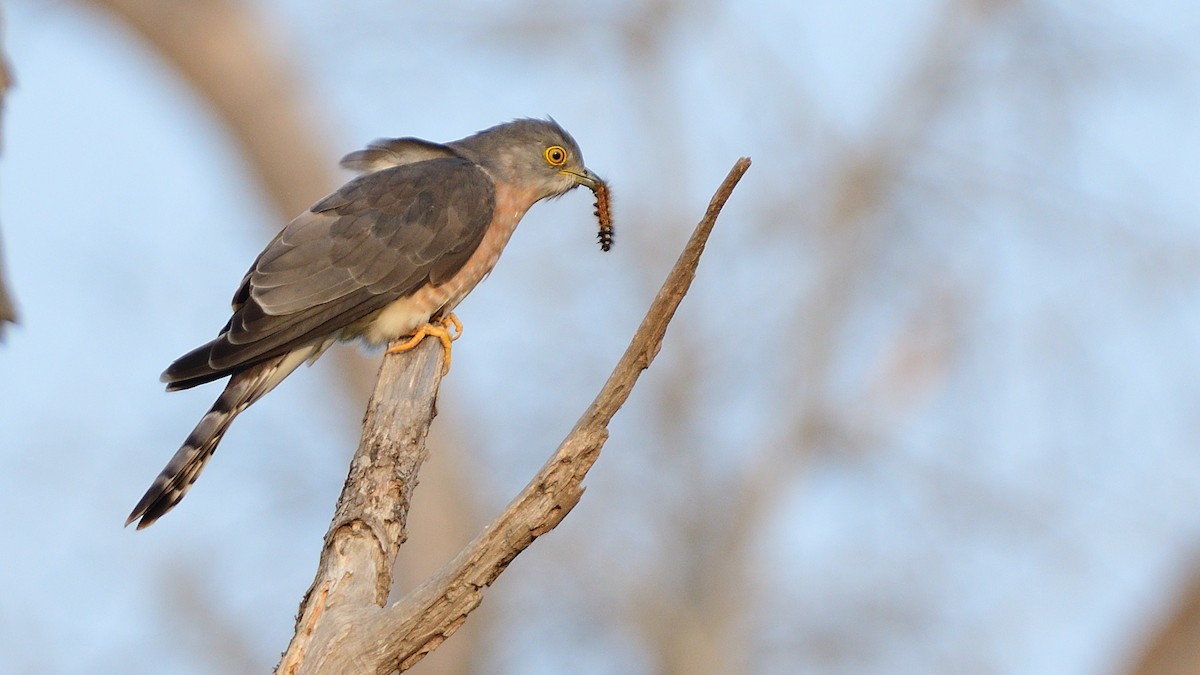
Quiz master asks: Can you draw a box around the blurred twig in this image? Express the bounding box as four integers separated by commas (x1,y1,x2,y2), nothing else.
90,0,334,218
278,158,750,673
0,7,17,336
1128,567,1200,675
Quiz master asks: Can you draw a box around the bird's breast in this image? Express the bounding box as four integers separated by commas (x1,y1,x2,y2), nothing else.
359,182,541,345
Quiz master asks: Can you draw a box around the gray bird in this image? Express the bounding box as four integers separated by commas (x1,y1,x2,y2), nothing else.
128,118,606,529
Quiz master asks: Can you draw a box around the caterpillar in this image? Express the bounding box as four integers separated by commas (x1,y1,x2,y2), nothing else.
591,179,613,252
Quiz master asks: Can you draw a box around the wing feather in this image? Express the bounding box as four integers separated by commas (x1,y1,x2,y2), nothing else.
162,156,495,387
338,137,457,175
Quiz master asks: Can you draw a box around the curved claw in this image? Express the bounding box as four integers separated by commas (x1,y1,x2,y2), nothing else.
385,318,458,375
439,313,463,342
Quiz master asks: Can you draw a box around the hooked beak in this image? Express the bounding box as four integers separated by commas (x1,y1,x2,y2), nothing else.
560,168,601,190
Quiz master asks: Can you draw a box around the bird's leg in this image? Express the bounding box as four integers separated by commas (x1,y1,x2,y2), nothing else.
385,318,458,374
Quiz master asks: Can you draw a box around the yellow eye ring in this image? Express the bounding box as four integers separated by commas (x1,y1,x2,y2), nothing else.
544,145,567,166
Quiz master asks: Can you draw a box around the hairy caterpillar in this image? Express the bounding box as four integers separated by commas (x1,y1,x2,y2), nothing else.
591,179,613,252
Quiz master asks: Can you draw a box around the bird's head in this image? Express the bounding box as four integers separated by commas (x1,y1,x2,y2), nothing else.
451,118,602,201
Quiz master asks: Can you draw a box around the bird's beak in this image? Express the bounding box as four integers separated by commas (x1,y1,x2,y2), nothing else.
560,168,600,190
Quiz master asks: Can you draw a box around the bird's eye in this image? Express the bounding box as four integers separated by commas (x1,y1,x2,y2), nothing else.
544,145,567,166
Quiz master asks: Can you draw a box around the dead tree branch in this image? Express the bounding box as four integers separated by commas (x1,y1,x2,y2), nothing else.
278,157,752,674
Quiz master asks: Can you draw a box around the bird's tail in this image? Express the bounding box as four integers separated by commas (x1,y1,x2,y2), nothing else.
127,350,309,529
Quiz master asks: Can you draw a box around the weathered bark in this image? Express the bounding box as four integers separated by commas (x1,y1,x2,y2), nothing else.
279,158,751,674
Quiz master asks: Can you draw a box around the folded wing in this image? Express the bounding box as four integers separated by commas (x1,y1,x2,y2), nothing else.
163,156,495,390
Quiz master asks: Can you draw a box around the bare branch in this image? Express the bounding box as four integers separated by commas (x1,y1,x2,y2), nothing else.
278,336,447,675
279,158,751,673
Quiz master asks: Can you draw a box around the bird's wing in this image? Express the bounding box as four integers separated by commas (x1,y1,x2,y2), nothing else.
339,137,459,175
163,156,495,388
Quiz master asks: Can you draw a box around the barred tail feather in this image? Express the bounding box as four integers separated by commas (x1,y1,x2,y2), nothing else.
127,346,318,529
126,404,239,529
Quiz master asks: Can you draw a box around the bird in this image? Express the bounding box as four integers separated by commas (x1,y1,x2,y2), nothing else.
127,118,607,529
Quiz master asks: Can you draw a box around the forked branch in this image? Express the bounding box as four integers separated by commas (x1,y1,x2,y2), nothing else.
279,157,752,674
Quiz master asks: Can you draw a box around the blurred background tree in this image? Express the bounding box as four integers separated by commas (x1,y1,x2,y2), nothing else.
0,1,1198,673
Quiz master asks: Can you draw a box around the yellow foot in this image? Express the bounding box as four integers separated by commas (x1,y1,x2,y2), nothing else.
384,315,461,374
